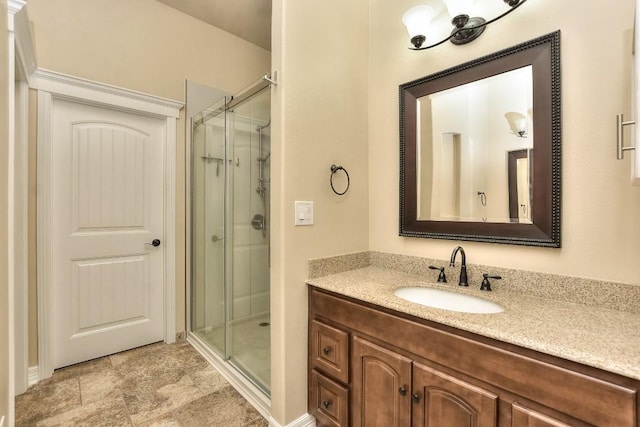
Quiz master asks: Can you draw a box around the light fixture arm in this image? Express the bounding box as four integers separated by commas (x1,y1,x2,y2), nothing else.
409,0,527,51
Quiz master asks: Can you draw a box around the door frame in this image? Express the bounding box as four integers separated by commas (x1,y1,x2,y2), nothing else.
8,0,37,409
32,69,183,380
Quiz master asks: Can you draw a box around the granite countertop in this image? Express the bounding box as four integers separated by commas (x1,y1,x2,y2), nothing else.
307,266,640,381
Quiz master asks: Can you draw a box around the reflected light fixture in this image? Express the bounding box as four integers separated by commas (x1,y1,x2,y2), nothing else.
504,112,528,138
403,0,527,50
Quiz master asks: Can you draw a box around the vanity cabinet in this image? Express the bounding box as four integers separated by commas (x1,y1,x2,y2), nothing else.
308,286,639,427
352,336,497,426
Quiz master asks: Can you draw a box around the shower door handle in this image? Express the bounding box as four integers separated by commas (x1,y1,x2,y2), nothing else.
145,239,161,247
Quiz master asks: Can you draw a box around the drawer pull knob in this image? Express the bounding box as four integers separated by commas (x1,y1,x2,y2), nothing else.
322,347,332,355
412,393,420,403
399,386,407,396
323,400,331,409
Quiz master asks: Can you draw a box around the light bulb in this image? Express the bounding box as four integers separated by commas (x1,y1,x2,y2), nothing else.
402,5,436,39
514,118,527,134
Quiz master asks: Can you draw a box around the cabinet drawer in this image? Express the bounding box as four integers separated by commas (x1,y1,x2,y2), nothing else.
310,319,349,383
310,370,349,427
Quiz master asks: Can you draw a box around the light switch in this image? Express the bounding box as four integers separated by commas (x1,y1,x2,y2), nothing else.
294,201,314,226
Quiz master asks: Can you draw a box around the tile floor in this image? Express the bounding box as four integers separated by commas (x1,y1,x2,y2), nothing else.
15,340,268,426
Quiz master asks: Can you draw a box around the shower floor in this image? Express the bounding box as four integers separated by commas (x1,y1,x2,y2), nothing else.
194,313,271,394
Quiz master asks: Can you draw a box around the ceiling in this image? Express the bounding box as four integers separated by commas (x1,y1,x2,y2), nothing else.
155,0,272,51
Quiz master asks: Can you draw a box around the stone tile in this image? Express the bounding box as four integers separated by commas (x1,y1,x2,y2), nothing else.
35,396,131,427
124,373,207,424
173,386,265,427
113,342,207,387
244,417,269,427
49,357,113,383
15,378,82,426
133,412,181,427
110,342,166,367
157,342,210,372
114,358,188,390
15,341,268,427
188,365,229,395
79,368,122,404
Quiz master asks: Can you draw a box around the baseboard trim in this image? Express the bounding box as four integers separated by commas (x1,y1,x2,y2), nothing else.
269,413,315,427
27,366,39,387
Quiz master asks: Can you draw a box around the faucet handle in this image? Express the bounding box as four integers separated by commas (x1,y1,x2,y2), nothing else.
428,266,447,283
480,273,502,291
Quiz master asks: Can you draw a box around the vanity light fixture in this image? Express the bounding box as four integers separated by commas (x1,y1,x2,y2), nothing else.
403,0,527,50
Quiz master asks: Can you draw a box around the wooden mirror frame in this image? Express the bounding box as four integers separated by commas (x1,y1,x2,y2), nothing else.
399,31,561,247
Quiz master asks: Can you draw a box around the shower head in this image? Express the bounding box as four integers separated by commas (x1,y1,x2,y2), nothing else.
257,152,271,162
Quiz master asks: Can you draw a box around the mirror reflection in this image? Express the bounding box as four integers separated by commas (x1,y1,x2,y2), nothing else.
399,31,561,247
417,66,533,223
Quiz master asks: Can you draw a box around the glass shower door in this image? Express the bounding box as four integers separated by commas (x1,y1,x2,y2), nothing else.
191,97,228,357
228,87,271,393
190,81,271,396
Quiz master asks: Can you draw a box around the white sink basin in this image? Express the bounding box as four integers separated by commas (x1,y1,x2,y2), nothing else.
394,287,504,314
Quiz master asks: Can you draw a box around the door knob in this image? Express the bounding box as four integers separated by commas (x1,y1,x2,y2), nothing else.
145,239,161,247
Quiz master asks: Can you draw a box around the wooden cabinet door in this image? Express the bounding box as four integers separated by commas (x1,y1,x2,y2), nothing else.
511,404,573,427
352,337,412,427
412,362,498,427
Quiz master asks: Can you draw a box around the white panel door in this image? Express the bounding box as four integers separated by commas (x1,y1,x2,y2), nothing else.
51,99,165,369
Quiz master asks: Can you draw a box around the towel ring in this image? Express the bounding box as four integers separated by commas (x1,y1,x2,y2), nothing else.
330,164,350,195
477,191,487,206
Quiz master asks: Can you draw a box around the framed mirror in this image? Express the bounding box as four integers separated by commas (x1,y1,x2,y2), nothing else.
400,31,561,247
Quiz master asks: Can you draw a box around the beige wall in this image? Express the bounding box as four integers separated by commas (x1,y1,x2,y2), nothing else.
271,0,370,422
25,0,270,365
0,0,10,421
369,0,640,284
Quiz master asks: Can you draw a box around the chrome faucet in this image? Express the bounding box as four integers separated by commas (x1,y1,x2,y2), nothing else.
449,246,468,287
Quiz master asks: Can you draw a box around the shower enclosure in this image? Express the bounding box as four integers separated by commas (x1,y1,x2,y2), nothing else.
190,79,271,396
